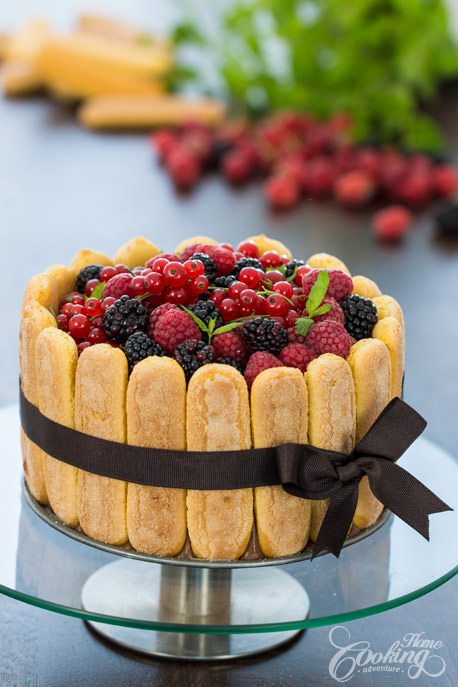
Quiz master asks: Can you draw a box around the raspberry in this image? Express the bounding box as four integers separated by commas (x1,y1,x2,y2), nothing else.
302,157,335,196
264,174,301,209
221,149,254,184
216,357,243,373
174,339,215,381
190,253,217,281
150,129,178,161
310,297,345,325
166,145,201,189
432,165,458,197
147,303,178,338
212,331,249,365
188,300,224,329
124,332,165,371
199,245,236,276
241,317,288,354
396,172,431,205
373,205,412,242
244,352,283,388
303,269,353,301
102,296,150,343
102,272,134,300
232,257,264,278
287,326,307,345
76,264,103,294
339,295,378,340
334,170,374,206
154,309,202,354
178,243,203,260
279,343,315,372
306,320,351,358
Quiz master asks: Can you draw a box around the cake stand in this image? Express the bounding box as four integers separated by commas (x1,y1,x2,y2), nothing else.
1,405,457,661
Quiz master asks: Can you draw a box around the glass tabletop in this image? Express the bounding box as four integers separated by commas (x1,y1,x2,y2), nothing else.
1,404,457,635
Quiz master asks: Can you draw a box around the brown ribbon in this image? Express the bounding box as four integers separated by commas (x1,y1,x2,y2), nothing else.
20,388,452,558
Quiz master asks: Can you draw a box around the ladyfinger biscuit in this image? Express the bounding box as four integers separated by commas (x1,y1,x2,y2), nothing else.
45,264,76,301
75,344,128,545
306,354,356,541
373,295,405,333
20,305,56,504
306,253,351,275
352,275,382,299
372,317,405,399
21,272,59,315
244,234,293,260
113,236,160,268
174,236,219,254
79,95,225,130
2,61,42,97
186,364,253,560
37,328,79,527
78,13,146,44
347,339,391,529
251,368,310,557
126,357,187,555
70,249,113,273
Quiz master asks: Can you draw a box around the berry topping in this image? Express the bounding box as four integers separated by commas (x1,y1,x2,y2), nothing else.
244,351,283,388
199,245,236,276
279,343,315,372
154,309,202,354
124,331,166,371
174,339,215,381
241,317,288,354
102,296,150,344
309,297,345,325
339,295,378,340
305,320,352,358
212,331,249,365
214,274,237,288
102,272,134,300
187,300,224,329
372,205,412,242
76,264,103,294
216,357,243,372
302,268,353,302
232,257,264,278
147,303,178,338
190,253,217,281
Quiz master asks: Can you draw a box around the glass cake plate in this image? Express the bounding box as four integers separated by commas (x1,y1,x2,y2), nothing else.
1,405,457,660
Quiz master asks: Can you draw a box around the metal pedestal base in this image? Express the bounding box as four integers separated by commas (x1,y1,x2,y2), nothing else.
81,559,310,660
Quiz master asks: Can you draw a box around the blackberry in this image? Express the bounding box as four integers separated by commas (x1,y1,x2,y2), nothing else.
435,201,458,238
285,259,305,279
190,253,217,282
214,275,237,288
102,295,150,343
241,317,288,354
124,332,165,371
188,300,224,330
339,295,378,340
216,356,243,373
210,139,235,168
174,339,215,381
232,257,264,278
76,264,103,294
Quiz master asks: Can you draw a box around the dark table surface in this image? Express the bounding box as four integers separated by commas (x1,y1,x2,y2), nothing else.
1,2,458,686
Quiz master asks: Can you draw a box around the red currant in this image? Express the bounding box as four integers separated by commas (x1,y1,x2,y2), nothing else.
85,279,100,297
115,264,130,274
132,266,146,275
71,294,85,306
68,314,91,338
270,316,287,327
238,267,261,289
149,256,170,274
184,259,205,278
77,341,92,354
62,303,85,317
188,275,209,296
261,270,285,286
219,298,239,321
163,261,188,287
100,266,117,282
160,253,182,263
164,286,188,305
239,289,257,308
273,281,293,299
236,240,259,258
91,316,103,328
84,298,102,317
254,295,266,315
145,272,165,295
265,294,289,316
260,250,282,269
101,297,116,315
219,243,234,252
87,327,107,344
295,265,312,285
239,302,256,317
285,309,300,326
131,276,149,296
209,289,226,306
228,281,246,300
57,314,68,331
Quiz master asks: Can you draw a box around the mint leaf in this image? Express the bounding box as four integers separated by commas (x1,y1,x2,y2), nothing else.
212,321,245,336
180,305,209,334
306,270,329,317
312,304,332,317
295,317,314,337
88,282,105,301
266,264,286,275
47,304,58,324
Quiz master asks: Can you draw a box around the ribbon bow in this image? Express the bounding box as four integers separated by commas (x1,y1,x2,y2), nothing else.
276,397,452,558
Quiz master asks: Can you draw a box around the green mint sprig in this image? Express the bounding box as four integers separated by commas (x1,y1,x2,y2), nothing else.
47,304,58,324
295,270,331,338
87,281,105,301
181,306,245,343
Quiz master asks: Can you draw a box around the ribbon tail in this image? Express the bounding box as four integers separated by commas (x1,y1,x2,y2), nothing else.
367,461,453,541
312,483,359,559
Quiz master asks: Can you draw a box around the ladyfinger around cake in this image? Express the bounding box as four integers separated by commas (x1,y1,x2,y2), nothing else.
20,234,404,560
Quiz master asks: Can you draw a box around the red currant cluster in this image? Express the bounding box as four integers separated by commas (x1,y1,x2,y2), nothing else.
150,111,458,242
